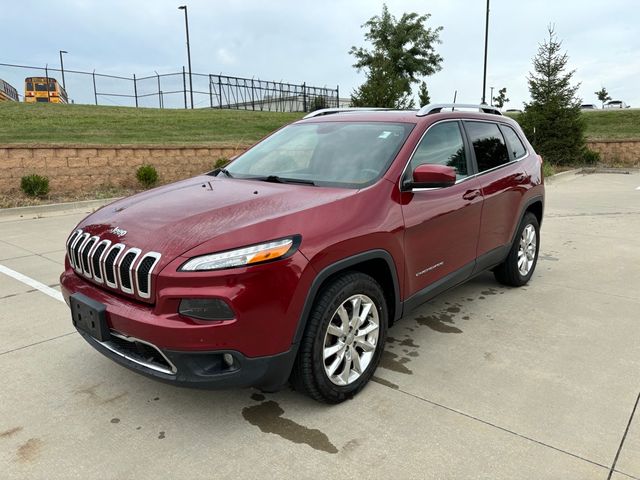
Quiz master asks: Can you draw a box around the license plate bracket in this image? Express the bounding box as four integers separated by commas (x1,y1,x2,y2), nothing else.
70,293,110,342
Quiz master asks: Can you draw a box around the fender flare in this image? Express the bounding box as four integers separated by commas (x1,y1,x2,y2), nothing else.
292,249,402,346
510,195,544,245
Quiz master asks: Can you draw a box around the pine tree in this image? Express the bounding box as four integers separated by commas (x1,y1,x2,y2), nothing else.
350,4,443,108
417,81,431,106
519,26,586,165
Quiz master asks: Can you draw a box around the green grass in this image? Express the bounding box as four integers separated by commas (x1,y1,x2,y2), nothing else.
1,103,639,146
580,109,640,140
506,109,640,141
0,102,304,146
542,162,556,178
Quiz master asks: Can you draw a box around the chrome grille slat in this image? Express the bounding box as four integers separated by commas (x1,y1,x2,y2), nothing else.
66,230,81,268
80,236,98,278
73,233,90,274
117,248,141,294
65,230,161,302
104,243,124,288
91,240,111,284
134,252,161,299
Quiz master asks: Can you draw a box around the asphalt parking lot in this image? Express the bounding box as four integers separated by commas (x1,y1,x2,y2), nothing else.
1,171,639,479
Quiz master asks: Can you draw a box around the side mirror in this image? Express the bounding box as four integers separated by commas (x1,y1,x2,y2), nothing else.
404,164,456,190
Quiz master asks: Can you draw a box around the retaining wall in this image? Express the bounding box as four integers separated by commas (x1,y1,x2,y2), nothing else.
0,144,249,195
586,140,640,166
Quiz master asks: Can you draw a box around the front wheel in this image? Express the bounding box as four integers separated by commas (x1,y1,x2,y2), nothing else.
291,272,388,403
494,212,540,287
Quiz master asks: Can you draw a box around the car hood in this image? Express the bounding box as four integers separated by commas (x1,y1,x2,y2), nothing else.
76,175,355,261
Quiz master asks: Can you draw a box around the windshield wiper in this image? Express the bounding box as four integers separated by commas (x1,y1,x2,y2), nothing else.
215,168,233,178
253,175,316,186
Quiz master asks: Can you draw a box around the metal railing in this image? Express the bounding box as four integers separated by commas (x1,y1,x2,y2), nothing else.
0,62,339,111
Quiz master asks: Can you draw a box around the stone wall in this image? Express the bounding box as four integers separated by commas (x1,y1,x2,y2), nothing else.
586,140,640,167
0,144,249,195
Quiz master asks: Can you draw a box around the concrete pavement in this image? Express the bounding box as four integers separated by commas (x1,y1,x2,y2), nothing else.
1,172,639,479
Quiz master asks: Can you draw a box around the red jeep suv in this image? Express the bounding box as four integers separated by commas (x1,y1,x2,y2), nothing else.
60,104,544,403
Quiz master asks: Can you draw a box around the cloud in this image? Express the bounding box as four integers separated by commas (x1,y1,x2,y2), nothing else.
216,48,236,66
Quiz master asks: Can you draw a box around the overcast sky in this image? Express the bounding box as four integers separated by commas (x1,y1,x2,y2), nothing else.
2,0,639,108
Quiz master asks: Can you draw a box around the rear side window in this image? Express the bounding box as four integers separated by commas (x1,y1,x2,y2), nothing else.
465,121,510,172
501,125,527,159
409,122,468,179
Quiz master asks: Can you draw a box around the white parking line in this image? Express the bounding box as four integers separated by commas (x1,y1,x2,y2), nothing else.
0,264,65,303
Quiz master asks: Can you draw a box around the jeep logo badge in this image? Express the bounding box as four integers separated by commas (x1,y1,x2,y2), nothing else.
109,227,127,237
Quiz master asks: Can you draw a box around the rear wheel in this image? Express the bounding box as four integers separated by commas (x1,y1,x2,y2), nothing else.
494,212,540,287
291,272,387,403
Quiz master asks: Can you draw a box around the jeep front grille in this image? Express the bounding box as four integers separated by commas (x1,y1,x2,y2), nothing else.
66,229,161,302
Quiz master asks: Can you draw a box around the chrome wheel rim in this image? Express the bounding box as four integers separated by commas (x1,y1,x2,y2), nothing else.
518,224,537,276
323,294,380,386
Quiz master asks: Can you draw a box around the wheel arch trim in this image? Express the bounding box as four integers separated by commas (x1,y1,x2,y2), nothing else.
511,195,544,245
292,249,401,346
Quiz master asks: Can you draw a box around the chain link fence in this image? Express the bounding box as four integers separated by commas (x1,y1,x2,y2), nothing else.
0,62,340,111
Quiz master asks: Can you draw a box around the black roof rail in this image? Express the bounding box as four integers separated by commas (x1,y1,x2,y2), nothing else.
303,107,394,119
416,103,502,116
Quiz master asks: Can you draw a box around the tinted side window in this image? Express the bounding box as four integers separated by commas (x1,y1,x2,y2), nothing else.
501,126,527,159
410,122,468,179
465,121,510,172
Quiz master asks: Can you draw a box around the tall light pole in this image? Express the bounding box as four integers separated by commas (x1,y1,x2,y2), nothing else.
178,5,194,109
481,0,490,104
59,50,68,90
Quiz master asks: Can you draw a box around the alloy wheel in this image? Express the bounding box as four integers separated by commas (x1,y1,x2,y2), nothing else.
322,294,380,386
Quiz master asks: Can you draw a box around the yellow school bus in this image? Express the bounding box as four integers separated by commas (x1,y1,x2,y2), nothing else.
24,77,68,103
0,78,19,101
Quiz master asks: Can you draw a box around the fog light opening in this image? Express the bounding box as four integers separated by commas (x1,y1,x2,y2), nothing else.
223,353,235,368
178,298,235,321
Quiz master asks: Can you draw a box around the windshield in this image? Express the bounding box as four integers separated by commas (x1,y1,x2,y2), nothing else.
224,122,413,188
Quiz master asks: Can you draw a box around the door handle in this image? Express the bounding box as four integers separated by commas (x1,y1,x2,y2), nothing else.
463,189,481,201
514,173,526,182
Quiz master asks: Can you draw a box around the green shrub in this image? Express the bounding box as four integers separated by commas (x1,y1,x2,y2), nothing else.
542,162,556,179
582,148,600,165
214,157,230,169
136,164,159,188
20,174,49,197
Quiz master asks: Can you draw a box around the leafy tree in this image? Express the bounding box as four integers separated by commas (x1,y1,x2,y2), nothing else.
493,87,509,109
518,26,586,165
595,87,611,108
350,4,443,108
351,56,415,109
417,81,431,106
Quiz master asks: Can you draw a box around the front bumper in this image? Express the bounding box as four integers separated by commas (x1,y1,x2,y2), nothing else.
77,328,296,391
60,250,315,390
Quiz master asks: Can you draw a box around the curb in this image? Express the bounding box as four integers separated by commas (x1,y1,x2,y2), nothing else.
544,168,584,184
581,167,638,174
0,197,121,221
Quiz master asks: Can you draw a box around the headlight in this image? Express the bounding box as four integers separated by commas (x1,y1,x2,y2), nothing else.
179,236,300,271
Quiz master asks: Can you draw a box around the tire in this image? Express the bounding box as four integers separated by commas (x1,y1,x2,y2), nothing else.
494,212,540,287
291,272,388,403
